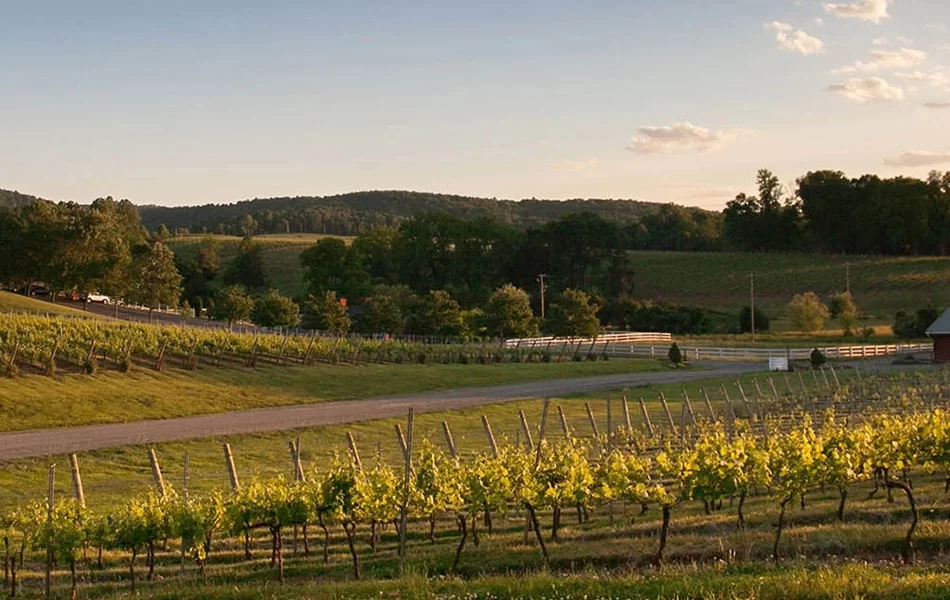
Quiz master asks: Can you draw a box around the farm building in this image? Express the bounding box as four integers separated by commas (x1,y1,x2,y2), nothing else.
926,309,950,363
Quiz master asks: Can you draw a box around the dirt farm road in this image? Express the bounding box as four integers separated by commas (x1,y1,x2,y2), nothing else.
0,362,764,460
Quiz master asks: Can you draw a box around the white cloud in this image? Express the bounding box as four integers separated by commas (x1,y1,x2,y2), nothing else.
823,0,891,23
550,158,599,171
827,77,905,102
928,24,947,33
924,101,950,109
884,150,950,167
872,47,927,68
626,122,747,154
833,47,928,74
814,17,825,26
896,70,950,89
765,22,825,55
873,36,890,46
896,35,914,45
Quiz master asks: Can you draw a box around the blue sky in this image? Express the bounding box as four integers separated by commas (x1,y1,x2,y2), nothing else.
1,0,948,208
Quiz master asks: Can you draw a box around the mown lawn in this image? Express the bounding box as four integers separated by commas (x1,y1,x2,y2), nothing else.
0,359,663,433
0,369,847,512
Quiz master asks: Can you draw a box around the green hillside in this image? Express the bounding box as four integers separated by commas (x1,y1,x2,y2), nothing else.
166,233,349,299
632,251,950,325
170,240,950,328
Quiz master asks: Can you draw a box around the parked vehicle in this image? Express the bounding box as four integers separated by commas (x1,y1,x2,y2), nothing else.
86,293,112,304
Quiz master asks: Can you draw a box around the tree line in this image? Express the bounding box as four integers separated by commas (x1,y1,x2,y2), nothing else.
128,169,950,257
135,191,677,240
0,198,181,320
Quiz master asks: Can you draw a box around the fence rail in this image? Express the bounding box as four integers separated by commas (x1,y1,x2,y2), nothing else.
603,342,934,362
505,332,673,348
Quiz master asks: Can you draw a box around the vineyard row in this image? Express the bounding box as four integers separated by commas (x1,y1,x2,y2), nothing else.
3,368,949,596
0,314,612,377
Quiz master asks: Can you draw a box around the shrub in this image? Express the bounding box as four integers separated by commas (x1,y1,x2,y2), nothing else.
620,300,723,335
668,342,683,365
788,292,830,334
893,308,940,339
829,292,859,336
810,348,826,368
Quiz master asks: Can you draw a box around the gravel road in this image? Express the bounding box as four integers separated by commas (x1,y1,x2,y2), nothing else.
0,362,762,460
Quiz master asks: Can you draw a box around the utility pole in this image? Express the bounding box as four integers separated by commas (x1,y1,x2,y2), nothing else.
845,262,851,295
750,273,756,345
537,274,547,319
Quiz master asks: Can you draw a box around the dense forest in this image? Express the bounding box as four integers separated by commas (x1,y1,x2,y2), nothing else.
140,169,950,256
0,189,46,208
5,168,950,258
135,191,701,239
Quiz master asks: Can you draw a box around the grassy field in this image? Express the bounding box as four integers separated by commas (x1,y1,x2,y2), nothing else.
633,251,950,325
0,291,100,317
0,369,845,511
0,359,664,433
166,233,351,299
163,241,950,331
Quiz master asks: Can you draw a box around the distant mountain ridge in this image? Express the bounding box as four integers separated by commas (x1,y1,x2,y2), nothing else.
136,190,712,236
2,187,714,237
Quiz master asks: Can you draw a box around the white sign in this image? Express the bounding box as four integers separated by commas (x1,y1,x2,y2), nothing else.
768,357,789,372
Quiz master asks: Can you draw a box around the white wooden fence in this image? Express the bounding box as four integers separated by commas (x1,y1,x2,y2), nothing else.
505,332,672,348
605,342,933,362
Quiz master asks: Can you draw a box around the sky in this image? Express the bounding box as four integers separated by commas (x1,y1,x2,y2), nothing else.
1,0,948,209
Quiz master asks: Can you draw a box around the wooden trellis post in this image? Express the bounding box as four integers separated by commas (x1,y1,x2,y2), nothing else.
68,454,85,508
398,408,414,572
736,381,753,419
518,410,535,450
659,393,676,431
638,398,655,437
557,405,570,438
481,415,499,457
223,443,240,490
621,396,633,433
720,384,735,424
45,464,54,600
585,403,600,438
148,448,167,498
441,421,458,460
701,389,716,421
346,432,363,470
682,391,697,427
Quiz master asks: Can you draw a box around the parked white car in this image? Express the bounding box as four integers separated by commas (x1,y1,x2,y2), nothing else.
86,293,112,304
